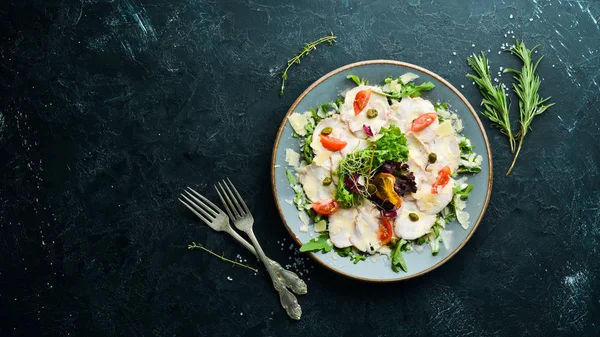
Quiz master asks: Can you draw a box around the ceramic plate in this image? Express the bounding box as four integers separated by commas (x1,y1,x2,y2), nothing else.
271,60,492,282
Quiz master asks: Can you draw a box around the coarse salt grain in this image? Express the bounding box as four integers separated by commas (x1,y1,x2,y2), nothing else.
509,14,513,19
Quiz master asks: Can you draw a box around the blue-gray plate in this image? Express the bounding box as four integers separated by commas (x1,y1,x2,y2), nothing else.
271,60,492,282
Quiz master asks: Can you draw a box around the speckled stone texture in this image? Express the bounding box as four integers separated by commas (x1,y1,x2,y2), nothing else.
1,0,599,336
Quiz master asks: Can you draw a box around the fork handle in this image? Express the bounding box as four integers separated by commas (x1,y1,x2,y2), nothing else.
225,227,307,295
225,227,258,255
245,229,302,320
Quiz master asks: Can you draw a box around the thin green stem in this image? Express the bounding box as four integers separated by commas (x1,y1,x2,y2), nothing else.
188,242,258,273
506,136,524,176
280,33,337,96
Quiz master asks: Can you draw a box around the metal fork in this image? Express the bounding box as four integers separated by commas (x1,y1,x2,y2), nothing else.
179,188,307,294
215,179,303,320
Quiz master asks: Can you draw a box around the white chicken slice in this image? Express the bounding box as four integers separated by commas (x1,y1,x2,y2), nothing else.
349,201,382,253
411,116,440,144
423,120,461,173
413,178,455,215
298,163,335,202
310,117,368,164
394,200,437,240
328,207,358,248
406,133,429,173
341,86,391,138
389,97,436,134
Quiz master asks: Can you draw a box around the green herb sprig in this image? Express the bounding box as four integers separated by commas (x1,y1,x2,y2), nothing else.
504,40,555,175
467,40,553,175
280,33,337,96
467,52,516,153
188,242,258,273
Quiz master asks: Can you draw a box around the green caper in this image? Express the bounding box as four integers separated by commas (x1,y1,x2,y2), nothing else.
321,126,333,135
409,213,419,221
322,177,333,186
367,183,377,195
366,109,378,119
428,153,437,163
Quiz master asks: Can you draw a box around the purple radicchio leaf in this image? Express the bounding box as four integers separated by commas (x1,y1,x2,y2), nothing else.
381,209,398,219
344,173,364,195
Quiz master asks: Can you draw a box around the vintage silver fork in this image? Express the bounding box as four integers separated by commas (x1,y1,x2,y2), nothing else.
214,179,303,320
179,188,307,296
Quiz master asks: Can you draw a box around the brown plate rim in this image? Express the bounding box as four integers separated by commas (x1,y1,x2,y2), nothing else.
270,59,493,282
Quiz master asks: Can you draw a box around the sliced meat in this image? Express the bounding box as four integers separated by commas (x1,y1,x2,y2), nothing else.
389,97,436,133
298,163,336,202
394,200,437,240
328,207,358,248
413,178,455,215
341,86,391,138
349,201,382,253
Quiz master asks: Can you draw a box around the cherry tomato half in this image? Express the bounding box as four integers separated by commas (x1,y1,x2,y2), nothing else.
353,89,372,115
411,113,438,132
319,134,347,151
312,199,340,216
431,166,451,194
378,217,393,244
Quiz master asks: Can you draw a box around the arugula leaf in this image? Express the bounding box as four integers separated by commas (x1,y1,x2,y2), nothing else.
335,247,352,257
456,136,482,174
346,74,369,85
401,82,435,97
350,254,366,264
416,235,429,245
453,184,474,200
285,169,297,186
434,102,449,112
347,74,361,85
334,246,367,264
299,234,333,253
390,239,408,273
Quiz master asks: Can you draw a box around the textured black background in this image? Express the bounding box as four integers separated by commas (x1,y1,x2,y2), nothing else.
1,0,599,336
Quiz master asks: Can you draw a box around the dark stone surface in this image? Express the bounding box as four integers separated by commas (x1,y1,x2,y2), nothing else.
1,0,599,336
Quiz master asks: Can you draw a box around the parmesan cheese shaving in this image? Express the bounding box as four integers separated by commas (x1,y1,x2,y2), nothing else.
285,149,301,169
435,121,455,137
288,112,308,136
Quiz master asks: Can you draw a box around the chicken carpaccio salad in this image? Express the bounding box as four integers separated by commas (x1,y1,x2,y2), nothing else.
284,74,482,272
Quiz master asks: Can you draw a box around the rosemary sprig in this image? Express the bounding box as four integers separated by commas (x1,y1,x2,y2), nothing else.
188,242,258,273
467,52,516,153
280,33,337,96
504,40,554,175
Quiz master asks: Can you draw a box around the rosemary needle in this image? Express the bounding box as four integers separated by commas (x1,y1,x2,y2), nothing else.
504,40,554,175
467,52,516,153
280,33,337,96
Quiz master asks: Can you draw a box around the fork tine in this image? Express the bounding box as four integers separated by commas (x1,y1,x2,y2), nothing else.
215,183,236,220
222,179,246,216
187,187,221,214
183,189,217,217
181,193,215,221
216,182,240,219
182,191,217,219
226,177,250,214
179,197,211,224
